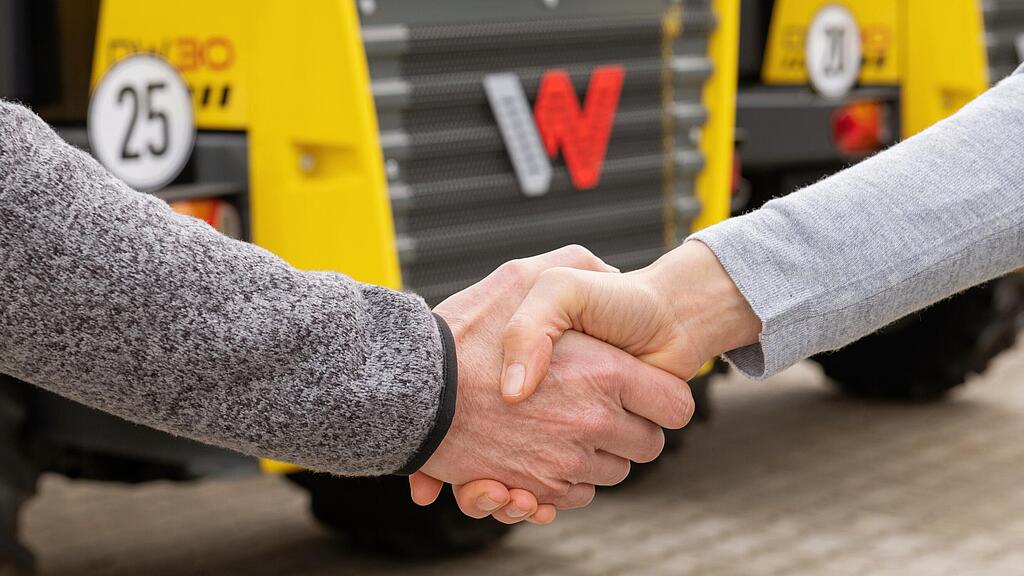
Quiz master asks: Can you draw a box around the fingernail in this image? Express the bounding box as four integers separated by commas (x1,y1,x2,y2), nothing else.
502,363,526,397
506,507,527,518
477,495,502,512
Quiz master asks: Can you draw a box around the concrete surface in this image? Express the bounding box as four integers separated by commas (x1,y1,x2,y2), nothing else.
22,342,1024,576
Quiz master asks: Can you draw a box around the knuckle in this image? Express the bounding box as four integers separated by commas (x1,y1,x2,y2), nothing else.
536,266,577,291
537,478,573,504
590,354,626,386
503,312,535,338
496,258,530,280
559,451,591,482
665,388,696,429
558,244,595,263
635,427,666,464
595,368,623,396
611,459,632,485
561,243,611,272
570,485,597,509
552,479,574,498
552,483,596,510
576,409,612,440
528,474,571,503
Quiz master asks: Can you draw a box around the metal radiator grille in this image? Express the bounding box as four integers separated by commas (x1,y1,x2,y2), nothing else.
360,0,714,305
984,0,1024,83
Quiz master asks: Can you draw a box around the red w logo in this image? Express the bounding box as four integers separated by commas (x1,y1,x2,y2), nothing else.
533,65,625,190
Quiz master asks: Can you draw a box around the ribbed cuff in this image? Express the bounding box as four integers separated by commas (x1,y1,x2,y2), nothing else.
395,313,459,475
685,232,782,380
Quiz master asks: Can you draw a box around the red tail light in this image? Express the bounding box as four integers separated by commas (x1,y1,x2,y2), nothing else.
169,199,243,239
832,101,885,154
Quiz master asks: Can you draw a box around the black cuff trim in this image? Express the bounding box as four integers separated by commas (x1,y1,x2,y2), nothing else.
396,313,459,475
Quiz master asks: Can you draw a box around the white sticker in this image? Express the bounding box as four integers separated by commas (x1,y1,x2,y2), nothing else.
88,55,195,192
805,5,862,99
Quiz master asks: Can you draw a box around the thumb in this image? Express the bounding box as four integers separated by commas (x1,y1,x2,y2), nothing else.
408,471,444,506
501,268,587,403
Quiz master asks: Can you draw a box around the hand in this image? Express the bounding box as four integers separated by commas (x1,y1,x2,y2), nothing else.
500,240,762,402
410,245,618,525
411,246,617,524
409,472,557,525
410,246,694,522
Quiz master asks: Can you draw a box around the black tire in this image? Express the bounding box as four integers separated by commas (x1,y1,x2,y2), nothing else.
0,377,37,575
289,472,512,559
814,276,1024,402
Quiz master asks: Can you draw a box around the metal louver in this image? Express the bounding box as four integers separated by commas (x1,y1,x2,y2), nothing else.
359,0,716,305
984,0,1024,82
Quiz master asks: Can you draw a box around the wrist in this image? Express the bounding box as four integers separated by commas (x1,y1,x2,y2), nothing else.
640,241,761,361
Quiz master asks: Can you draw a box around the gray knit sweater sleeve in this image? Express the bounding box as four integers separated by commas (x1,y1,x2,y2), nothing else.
691,73,1024,379
0,101,457,476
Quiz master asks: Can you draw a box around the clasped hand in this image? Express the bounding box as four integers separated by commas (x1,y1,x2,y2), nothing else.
410,242,760,524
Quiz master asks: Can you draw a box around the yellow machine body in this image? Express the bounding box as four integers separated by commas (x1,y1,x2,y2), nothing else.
93,0,401,290
90,0,740,473
695,0,741,231
762,0,990,137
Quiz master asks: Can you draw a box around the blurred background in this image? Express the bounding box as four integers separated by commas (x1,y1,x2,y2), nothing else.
2,0,1024,574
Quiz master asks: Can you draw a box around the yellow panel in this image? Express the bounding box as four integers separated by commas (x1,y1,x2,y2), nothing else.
93,0,399,287
762,0,900,85
900,0,989,137
92,0,251,130
693,0,740,231
245,1,400,287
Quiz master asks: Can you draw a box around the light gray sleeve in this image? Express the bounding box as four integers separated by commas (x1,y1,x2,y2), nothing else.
0,101,457,476
691,73,1024,379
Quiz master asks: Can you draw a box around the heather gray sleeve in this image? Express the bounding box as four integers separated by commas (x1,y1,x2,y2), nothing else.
691,73,1024,379
0,101,457,476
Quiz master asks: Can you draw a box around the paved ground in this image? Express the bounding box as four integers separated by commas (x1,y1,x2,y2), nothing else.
21,343,1024,576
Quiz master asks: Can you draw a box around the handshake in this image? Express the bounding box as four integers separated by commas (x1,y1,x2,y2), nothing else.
410,242,762,525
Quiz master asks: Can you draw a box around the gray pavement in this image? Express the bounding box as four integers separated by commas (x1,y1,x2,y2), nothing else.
22,343,1024,575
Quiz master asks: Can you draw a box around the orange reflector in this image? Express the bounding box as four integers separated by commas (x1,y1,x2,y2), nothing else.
832,101,885,154
169,198,242,239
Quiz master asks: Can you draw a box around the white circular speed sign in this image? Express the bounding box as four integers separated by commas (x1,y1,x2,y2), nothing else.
805,5,862,99
88,55,195,192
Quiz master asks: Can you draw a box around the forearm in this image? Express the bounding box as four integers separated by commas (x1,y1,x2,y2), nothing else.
688,74,1024,378
0,101,454,475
